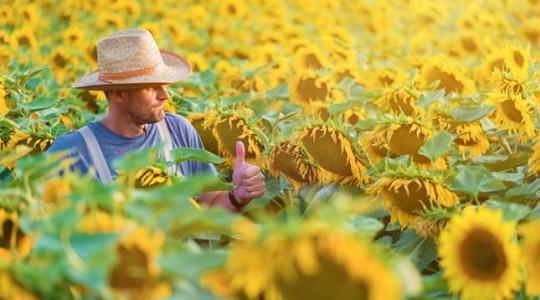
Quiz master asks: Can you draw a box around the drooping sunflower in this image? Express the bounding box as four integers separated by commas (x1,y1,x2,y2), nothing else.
431,110,490,158
520,219,540,296
371,120,446,168
419,56,475,95
375,88,424,117
49,47,79,83
268,141,319,190
116,166,171,189
6,130,53,154
42,177,72,204
212,111,267,168
187,111,220,155
367,67,407,89
61,25,86,46
366,169,458,227
0,269,38,300
360,126,389,165
295,121,368,185
78,213,169,299
203,221,403,300
9,27,38,52
529,137,540,174
489,70,525,96
289,70,334,113
293,45,328,71
439,206,520,300
487,93,535,142
0,209,32,261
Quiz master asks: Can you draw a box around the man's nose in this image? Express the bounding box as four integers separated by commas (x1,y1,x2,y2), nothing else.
156,86,169,101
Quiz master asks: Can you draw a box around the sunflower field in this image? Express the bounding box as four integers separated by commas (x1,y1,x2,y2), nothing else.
2,0,540,299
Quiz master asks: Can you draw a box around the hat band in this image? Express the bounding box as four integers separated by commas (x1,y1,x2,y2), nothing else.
98,63,159,80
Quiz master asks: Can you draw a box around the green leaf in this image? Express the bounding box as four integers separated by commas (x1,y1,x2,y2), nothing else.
160,247,227,280
505,178,540,200
449,105,495,123
22,96,57,111
350,216,384,237
451,165,506,199
112,146,160,172
418,131,455,163
481,150,532,171
171,147,225,164
416,90,444,108
485,199,531,221
20,66,48,84
265,83,288,98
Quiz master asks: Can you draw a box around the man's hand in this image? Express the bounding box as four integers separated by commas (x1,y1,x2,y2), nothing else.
232,141,265,205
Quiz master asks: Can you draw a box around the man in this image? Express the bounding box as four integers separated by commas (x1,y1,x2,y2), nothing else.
47,28,265,211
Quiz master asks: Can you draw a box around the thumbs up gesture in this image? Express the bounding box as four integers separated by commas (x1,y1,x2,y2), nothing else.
232,141,265,206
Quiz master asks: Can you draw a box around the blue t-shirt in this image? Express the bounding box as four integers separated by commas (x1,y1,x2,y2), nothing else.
47,113,217,179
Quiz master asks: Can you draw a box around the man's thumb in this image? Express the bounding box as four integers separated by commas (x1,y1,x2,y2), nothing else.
234,140,246,168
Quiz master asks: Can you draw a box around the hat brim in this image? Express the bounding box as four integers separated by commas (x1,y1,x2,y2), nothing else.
72,50,191,91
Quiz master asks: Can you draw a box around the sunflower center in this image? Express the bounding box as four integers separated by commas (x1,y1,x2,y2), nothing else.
109,245,152,289
277,257,369,300
500,100,523,123
459,228,508,281
297,77,329,102
54,54,67,69
490,59,508,73
272,145,311,182
303,53,324,69
513,51,524,67
388,124,427,157
382,180,432,215
426,67,464,94
0,219,24,250
461,37,478,53
301,127,354,176
17,36,31,47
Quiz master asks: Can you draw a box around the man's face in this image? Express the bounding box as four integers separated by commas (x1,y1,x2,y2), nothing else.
120,85,169,124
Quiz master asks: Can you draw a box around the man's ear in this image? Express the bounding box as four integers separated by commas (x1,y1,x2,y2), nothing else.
107,90,127,104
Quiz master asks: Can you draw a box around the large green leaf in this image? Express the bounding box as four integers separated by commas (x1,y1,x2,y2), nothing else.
418,131,455,163
112,146,160,172
451,165,506,199
350,216,384,238
485,199,531,221
159,247,228,281
22,96,57,111
171,147,225,164
449,105,495,123
505,178,540,200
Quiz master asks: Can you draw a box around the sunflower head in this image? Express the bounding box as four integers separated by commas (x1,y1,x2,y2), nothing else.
419,56,475,95
293,45,328,71
439,206,520,300
366,168,458,227
0,269,38,300
289,70,335,111
487,93,535,142
520,219,540,296
187,111,220,155
0,209,32,262
212,110,267,168
295,120,368,185
203,221,403,300
375,88,424,117
268,141,319,190
116,166,171,189
6,130,53,154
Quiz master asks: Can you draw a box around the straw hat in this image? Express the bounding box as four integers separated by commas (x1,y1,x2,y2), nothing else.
73,28,191,90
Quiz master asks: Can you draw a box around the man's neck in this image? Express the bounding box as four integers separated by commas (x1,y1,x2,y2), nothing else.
101,114,146,138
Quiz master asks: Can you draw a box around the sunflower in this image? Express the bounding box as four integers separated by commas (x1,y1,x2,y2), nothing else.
78,213,169,299
203,221,403,300
186,52,209,72
487,93,535,142
489,70,525,96
42,177,72,204
0,270,38,300
360,127,389,165
212,112,266,168
95,13,125,31
439,206,520,300
375,88,424,117
6,130,53,154
296,122,368,185
529,137,540,174
521,16,540,45
268,141,319,190
367,171,458,227
293,45,328,71
368,68,407,89
49,48,79,83
520,219,540,296
187,112,220,155
0,77,7,116
61,26,86,46
0,209,32,261
372,120,446,168
431,110,489,158
419,56,475,95
289,70,334,112
10,27,38,52
0,5,13,26
330,65,368,87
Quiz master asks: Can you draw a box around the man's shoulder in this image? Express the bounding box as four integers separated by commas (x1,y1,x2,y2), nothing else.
47,129,84,152
164,112,195,132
